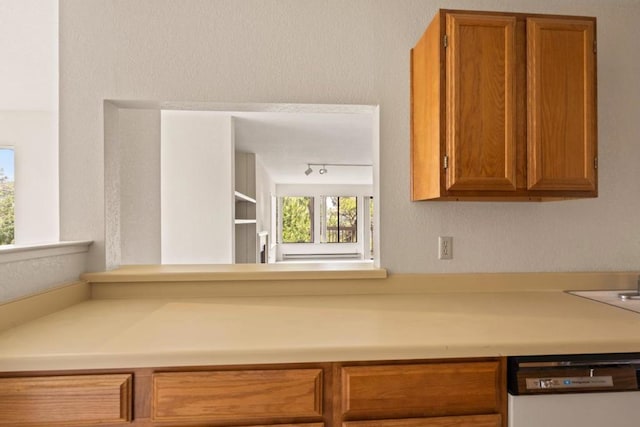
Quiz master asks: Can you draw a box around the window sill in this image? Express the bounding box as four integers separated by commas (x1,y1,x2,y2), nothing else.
82,263,386,283
0,241,93,264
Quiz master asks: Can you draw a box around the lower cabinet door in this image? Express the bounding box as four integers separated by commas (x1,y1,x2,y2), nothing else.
0,374,132,426
343,414,501,427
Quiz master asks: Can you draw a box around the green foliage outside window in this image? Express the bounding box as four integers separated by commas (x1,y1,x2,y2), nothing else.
281,196,313,243
0,168,15,245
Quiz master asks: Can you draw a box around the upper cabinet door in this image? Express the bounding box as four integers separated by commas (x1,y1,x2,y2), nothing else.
527,17,597,191
445,13,517,191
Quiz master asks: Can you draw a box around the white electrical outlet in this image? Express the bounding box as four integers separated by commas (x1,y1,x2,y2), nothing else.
439,236,453,260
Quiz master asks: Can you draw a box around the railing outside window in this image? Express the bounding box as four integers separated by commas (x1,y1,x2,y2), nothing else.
325,226,357,243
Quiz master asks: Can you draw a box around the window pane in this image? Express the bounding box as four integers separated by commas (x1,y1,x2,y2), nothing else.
0,148,15,245
324,196,357,243
281,196,313,243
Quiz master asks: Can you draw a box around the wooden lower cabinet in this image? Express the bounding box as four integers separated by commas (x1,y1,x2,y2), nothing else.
341,361,502,419
0,358,506,427
0,374,132,426
152,368,323,423
242,425,324,427
343,414,501,427
240,425,324,427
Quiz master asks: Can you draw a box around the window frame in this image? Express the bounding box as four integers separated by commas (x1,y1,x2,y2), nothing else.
0,147,16,246
321,195,358,244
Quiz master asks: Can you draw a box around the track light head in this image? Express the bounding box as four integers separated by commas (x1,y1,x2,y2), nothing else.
319,165,328,174
304,165,313,176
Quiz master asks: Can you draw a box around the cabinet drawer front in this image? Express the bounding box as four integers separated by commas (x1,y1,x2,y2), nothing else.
248,424,324,427
0,374,132,426
344,414,501,427
152,368,323,422
342,361,501,419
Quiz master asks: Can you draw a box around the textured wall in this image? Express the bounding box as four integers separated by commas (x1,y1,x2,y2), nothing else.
59,0,640,274
119,109,161,265
0,252,86,302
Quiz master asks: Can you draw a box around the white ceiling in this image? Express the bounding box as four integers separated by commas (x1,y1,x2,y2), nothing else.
232,111,374,185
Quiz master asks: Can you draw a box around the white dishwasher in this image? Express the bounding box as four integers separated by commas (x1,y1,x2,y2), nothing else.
508,353,640,427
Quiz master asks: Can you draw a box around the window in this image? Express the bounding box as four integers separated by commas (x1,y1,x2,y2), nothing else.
280,196,314,243
322,196,357,243
0,148,15,245
368,196,374,258
279,195,362,245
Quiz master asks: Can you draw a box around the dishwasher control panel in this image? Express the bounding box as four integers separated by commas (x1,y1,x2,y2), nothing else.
508,353,640,395
526,375,613,390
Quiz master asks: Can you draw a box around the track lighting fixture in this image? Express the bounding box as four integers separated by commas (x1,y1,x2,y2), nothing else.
304,163,372,176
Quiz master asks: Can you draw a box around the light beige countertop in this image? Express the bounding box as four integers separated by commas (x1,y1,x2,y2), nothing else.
1,287,640,372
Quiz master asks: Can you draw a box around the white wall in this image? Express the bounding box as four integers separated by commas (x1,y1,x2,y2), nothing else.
253,154,276,263
0,0,59,245
161,110,234,264
254,154,276,240
0,112,58,245
59,0,640,274
108,109,277,265
0,0,86,302
0,0,58,112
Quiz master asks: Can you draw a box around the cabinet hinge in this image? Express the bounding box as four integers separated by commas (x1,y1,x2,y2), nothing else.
593,39,597,54
443,34,448,48
594,157,598,169
443,155,449,170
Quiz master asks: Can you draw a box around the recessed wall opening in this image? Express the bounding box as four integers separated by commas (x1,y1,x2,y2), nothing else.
107,102,380,268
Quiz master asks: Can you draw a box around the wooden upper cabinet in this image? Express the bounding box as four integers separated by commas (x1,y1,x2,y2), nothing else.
527,17,597,191
411,9,597,201
445,13,517,192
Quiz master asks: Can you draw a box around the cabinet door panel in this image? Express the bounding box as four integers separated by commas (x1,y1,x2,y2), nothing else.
0,374,132,426
152,368,323,423
343,414,502,427
341,361,501,419
527,17,597,191
446,13,517,192
248,424,324,427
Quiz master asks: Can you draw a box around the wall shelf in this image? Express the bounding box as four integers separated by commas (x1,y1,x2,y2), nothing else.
234,191,256,204
235,152,258,263
234,219,257,225
234,191,257,224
